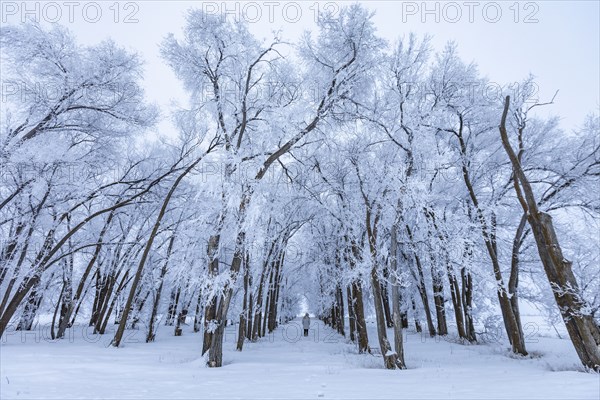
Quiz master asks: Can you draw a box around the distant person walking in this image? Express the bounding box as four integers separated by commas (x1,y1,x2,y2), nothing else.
302,313,310,336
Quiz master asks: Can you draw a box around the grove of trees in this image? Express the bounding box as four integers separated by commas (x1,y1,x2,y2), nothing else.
1,5,598,371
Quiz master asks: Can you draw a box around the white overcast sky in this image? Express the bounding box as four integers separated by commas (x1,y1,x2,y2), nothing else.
4,1,599,133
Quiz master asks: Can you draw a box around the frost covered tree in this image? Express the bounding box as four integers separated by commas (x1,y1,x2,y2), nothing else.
1,4,598,374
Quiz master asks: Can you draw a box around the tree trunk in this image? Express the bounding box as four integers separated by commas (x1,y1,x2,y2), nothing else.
370,265,402,369
531,212,600,370
203,234,220,355
351,280,369,353
245,254,254,340
236,254,249,351
390,227,407,369
16,281,42,331
272,255,284,331
381,281,394,329
509,213,528,346
268,252,283,333
262,283,270,338
347,285,356,342
251,258,269,341
207,229,246,367
193,291,203,333
336,285,345,336
461,265,477,342
89,269,103,327
432,272,448,336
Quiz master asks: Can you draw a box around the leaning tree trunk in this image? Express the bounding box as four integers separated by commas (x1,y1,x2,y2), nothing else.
499,96,600,370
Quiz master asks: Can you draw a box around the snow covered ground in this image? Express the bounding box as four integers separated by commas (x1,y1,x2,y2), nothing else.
1,318,598,399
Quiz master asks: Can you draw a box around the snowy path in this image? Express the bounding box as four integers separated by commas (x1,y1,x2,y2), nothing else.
1,318,599,399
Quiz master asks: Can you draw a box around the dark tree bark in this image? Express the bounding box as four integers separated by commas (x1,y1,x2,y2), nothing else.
245,267,254,340
390,226,407,369
461,264,477,342
380,278,394,328
352,280,370,353
347,239,370,353
251,256,270,341
335,285,345,336
202,234,220,355
193,291,203,333
431,270,448,336
346,285,356,342
269,251,284,332
236,253,250,351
